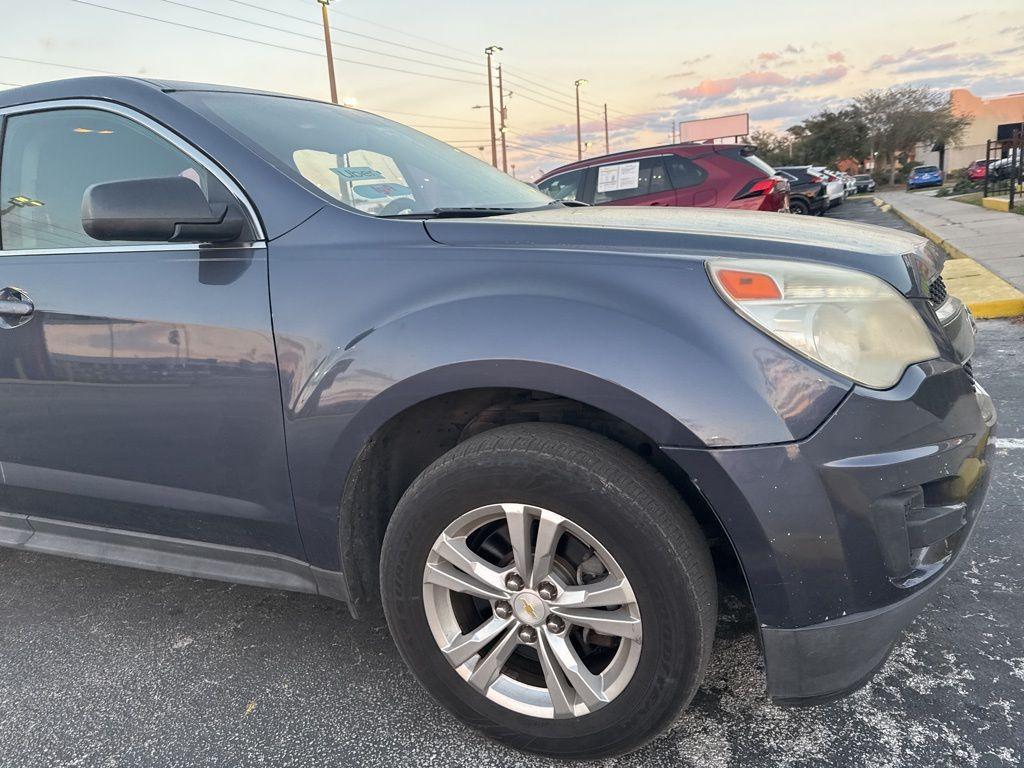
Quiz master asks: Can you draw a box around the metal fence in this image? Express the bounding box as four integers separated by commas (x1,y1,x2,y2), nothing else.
983,130,1023,209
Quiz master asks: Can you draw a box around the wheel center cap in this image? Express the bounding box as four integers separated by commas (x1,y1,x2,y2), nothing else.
511,591,546,626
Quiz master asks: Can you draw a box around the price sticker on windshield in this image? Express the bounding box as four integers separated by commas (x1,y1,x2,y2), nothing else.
596,161,640,193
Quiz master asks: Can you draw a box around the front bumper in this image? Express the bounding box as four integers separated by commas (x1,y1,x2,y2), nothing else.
664,361,995,702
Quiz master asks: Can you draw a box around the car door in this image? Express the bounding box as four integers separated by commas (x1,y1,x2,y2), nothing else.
0,102,304,557
592,156,677,207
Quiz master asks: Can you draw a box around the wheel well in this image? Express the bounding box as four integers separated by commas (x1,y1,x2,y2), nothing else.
338,387,749,618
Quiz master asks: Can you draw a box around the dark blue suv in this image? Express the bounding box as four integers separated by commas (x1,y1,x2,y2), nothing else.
0,78,994,759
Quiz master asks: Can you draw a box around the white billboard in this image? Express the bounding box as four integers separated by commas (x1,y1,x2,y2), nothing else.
678,113,750,142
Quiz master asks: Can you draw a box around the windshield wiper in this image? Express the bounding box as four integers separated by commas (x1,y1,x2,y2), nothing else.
380,202,571,219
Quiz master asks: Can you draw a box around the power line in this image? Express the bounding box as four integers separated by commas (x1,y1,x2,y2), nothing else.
150,0,484,79
223,0,481,69
0,54,121,76
276,0,630,119
64,0,485,87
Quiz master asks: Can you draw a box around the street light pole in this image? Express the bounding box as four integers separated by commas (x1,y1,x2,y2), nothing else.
484,45,502,168
497,64,508,173
317,0,338,104
603,103,610,154
574,79,587,161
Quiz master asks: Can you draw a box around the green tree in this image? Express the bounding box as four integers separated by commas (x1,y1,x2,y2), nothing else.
797,109,869,167
852,87,971,185
748,128,793,167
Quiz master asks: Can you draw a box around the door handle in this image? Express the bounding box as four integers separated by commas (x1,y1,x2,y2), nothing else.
0,287,34,329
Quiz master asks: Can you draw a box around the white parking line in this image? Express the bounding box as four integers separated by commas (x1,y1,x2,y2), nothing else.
992,438,1024,450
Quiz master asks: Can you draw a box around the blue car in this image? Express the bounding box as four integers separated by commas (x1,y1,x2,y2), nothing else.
907,165,944,190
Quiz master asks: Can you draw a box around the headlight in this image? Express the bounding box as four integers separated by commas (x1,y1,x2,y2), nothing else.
708,258,939,389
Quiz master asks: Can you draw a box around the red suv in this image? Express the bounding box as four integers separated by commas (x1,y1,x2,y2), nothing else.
536,143,789,212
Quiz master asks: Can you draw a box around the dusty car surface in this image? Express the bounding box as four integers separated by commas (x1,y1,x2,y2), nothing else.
0,77,995,759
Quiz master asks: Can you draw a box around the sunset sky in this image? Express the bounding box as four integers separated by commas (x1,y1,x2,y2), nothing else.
3,0,1023,179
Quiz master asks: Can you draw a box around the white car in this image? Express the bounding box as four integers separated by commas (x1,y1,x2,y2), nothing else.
838,172,857,195
808,166,846,207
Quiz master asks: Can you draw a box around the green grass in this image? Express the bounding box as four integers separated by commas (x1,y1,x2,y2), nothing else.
949,191,1024,215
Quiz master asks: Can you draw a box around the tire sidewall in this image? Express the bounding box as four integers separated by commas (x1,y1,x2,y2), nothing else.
381,447,709,756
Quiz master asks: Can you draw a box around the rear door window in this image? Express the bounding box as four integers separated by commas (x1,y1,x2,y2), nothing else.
665,156,707,189
593,157,671,203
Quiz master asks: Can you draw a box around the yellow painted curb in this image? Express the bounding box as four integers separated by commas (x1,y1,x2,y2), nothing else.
981,196,1011,212
942,258,1024,319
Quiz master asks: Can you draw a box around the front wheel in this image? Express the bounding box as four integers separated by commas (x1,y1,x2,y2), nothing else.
380,423,717,759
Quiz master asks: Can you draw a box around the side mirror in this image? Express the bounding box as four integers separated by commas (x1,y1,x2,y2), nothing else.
82,176,245,244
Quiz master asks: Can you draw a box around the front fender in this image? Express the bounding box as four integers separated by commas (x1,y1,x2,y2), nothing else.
276,291,847,571
266,208,850,571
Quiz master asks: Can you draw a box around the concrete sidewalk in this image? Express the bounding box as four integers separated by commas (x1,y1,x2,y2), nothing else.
877,191,1024,317
878,191,1024,288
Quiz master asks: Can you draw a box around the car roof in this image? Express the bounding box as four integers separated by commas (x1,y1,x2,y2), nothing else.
537,141,753,180
0,75,327,110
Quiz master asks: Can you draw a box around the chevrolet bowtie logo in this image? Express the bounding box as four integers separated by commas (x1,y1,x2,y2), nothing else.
521,600,538,619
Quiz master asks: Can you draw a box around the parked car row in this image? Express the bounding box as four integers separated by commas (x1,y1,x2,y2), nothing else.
536,143,869,218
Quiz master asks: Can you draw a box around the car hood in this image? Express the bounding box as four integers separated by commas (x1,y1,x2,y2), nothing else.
425,206,942,296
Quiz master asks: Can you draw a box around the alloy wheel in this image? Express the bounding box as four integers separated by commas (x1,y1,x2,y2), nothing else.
422,503,642,719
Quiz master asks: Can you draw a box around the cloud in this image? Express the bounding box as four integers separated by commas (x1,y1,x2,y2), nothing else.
784,44,804,54
800,65,849,85
954,13,976,22
827,51,845,63
670,65,848,103
891,53,993,74
870,42,956,69
678,54,712,66
757,51,781,62
672,71,789,101
665,70,695,80
748,96,839,122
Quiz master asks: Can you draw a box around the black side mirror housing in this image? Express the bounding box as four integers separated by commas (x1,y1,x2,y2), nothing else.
82,176,245,244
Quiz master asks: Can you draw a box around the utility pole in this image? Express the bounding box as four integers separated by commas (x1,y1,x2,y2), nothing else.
671,121,676,144
574,79,587,161
317,0,338,104
603,103,610,154
497,64,508,173
484,46,502,168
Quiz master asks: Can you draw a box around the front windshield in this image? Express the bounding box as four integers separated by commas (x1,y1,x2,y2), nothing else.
176,91,554,217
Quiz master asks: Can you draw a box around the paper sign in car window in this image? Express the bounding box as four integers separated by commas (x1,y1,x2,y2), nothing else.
596,161,640,192
331,166,385,181
353,183,413,200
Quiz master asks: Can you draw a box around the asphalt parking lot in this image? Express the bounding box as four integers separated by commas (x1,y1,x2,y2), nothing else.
1,199,1021,768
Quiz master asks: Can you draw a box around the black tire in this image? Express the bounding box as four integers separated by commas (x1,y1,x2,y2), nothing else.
380,423,717,759
790,198,809,215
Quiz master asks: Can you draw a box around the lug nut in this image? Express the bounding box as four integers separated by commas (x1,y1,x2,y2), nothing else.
494,601,512,620
517,625,538,643
537,582,558,601
545,615,566,634
505,573,525,591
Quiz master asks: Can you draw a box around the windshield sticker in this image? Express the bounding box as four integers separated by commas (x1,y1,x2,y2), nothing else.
331,166,386,181
596,161,640,193
353,183,413,199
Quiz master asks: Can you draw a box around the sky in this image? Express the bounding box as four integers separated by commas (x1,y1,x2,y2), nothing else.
2,0,1023,180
